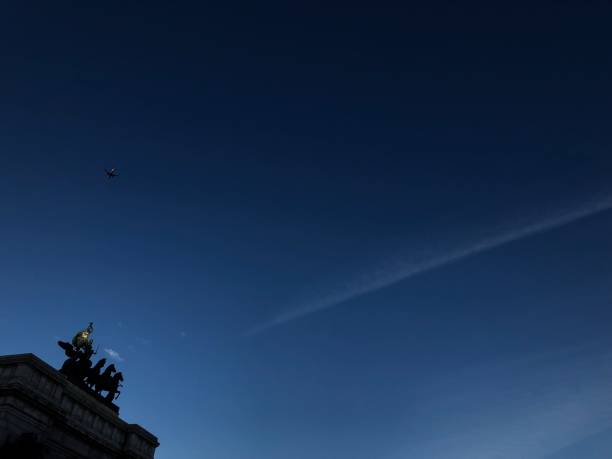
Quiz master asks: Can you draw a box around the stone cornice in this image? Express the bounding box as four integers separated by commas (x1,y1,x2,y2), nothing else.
0,353,159,458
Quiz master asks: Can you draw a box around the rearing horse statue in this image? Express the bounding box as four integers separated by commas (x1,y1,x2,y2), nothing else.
93,364,123,402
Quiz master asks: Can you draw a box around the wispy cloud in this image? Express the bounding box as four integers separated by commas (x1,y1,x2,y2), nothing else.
180,331,187,338
248,194,612,335
104,348,124,362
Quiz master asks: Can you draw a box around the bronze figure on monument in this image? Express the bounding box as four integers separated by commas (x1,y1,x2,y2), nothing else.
57,322,124,408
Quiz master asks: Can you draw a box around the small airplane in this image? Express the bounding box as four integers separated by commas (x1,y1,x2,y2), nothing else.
105,168,119,179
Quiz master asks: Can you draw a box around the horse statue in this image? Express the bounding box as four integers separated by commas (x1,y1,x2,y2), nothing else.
56,324,125,409
94,364,116,395
93,364,123,401
105,372,124,402
84,358,107,389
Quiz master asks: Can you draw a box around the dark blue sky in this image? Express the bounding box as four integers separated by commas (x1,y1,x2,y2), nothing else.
2,2,612,458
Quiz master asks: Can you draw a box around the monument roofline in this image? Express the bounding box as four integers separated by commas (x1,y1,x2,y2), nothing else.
0,352,159,456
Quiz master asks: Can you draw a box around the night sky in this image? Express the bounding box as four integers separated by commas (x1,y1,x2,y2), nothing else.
2,3,612,458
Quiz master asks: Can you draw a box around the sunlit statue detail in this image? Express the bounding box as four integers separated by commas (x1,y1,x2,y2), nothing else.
72,321,94,352
57,322,123,410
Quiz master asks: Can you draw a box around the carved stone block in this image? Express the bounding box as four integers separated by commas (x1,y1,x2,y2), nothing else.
0,354,158,458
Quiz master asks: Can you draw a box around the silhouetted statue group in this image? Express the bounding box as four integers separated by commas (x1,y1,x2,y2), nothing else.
57,322,123,407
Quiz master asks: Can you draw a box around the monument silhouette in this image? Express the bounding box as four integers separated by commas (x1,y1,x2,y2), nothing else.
0,323,159,458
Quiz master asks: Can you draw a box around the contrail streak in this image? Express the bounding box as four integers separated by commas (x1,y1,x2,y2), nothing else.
247,194,612,335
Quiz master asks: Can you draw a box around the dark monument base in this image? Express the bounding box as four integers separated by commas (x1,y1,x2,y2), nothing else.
0,354,158,458
60,379,120,415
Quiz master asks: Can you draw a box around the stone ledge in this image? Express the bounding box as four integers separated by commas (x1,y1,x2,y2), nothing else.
0,353,158,459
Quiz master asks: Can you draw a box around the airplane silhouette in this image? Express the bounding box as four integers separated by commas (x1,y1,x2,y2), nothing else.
105,168,119,179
